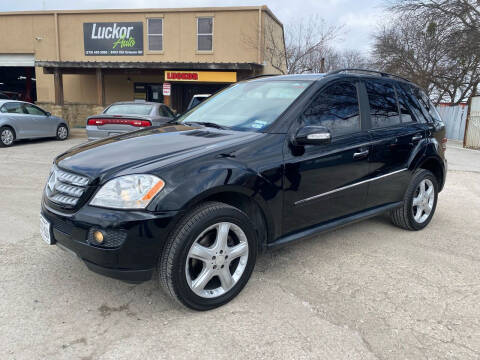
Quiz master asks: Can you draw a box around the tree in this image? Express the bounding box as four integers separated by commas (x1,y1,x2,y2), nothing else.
373,0,480,104
244,14,371,75
323,48,372,72
284,15,344,74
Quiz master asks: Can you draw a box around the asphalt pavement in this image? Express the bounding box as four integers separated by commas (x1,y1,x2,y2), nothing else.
1,136,479,359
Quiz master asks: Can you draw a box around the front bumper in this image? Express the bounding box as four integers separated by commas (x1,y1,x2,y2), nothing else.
41,201,180,283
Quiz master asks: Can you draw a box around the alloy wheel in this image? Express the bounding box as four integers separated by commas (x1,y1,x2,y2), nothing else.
412,179,435,223
185,222,249,298
1,128,14,146
57,126,68,139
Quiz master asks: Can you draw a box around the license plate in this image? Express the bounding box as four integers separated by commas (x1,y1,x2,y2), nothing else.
40,214,53,245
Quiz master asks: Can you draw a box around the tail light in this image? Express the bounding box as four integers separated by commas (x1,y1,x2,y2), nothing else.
87,118,152,127
441,138,447,151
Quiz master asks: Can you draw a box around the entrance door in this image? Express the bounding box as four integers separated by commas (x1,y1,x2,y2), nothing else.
133,83,164,103
146,84,163,103
0,65,36,102
283,79,373,235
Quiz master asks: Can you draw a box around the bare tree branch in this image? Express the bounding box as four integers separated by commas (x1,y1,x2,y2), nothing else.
377,0,480,104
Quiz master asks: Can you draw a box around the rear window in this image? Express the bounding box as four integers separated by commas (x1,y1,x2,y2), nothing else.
104,104,153,116
365,80,400,128
412,86,443,124
395,85,415,123
398,84,429,123
2,102,24,114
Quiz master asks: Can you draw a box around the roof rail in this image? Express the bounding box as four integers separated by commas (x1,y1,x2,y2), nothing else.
245,73,279,80
328,68,411,83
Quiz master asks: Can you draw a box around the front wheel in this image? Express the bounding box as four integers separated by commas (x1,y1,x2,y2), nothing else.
159,202,257,310
56,124,68,140
391,169,438,230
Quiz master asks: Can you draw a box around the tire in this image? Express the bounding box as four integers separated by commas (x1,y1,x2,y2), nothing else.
159,201,257,310
0,126,15,147
390,169,438,231
56,124,69,140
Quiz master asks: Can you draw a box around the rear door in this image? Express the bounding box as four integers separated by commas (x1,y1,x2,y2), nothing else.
2,102,32,138
283,79,373,234
363,79,427,208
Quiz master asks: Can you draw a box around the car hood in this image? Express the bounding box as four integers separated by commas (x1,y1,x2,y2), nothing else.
55,124,260,180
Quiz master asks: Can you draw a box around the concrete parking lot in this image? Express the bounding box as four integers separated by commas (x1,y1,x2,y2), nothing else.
1,136,479,360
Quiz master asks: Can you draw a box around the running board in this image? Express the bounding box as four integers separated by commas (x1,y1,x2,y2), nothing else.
267,202,403,250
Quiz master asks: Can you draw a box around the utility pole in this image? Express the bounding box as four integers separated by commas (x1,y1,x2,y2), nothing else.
320,58,325,73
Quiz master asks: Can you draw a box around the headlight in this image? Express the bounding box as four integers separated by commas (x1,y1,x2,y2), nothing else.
90,174,165,209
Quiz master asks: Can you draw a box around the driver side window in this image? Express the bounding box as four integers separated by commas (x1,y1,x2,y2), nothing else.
300,81,361,137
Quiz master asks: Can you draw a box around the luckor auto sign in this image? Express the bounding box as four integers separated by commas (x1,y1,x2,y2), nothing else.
83,22,143,56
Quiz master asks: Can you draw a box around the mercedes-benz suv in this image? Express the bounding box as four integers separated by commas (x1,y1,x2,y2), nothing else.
40,69,447,310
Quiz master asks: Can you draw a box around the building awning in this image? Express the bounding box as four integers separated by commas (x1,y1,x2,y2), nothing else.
36,61,263,73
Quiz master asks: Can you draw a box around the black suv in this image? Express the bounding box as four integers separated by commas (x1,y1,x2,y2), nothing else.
41,70,447,310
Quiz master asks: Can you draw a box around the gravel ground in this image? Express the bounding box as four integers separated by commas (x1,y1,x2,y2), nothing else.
0,136,479,360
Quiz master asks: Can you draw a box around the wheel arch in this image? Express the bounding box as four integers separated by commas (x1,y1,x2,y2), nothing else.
419,157,445,191
179,186,273,253
0,123,16,142
411,155,445,191
407,139,446,192
1,123,17,137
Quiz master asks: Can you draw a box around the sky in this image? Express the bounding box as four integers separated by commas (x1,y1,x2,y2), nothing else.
0,0,388,55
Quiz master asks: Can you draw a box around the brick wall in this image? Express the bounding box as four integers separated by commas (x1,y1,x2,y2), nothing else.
36,103,104,128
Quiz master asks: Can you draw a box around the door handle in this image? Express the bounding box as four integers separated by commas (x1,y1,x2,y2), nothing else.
412,134,423,141
353,149,369,159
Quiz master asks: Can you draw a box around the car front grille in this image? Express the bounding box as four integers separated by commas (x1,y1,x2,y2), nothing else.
45,166,90,208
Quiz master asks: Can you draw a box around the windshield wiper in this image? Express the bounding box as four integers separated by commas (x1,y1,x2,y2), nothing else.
184,121,228,130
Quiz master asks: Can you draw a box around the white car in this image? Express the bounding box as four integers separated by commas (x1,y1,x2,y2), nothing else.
186,94,211,111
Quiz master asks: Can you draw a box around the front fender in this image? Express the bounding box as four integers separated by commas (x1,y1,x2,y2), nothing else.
149,165,276,213
148,164,280,244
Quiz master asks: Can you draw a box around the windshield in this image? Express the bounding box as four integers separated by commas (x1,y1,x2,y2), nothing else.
178,80,312,131
104,104,153,116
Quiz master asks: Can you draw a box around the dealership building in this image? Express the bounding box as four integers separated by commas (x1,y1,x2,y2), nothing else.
0,6,286,126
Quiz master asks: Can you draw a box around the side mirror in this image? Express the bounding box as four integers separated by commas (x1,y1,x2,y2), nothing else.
293,125,331,145
46,112,51,117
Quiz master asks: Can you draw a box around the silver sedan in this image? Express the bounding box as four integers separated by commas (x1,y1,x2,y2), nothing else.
0,100,69,147
86,101,176,141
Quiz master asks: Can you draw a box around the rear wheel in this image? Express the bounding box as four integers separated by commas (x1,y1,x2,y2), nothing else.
56,124,68,140
159,202,257,310
391,169,438,230
0,126,15,147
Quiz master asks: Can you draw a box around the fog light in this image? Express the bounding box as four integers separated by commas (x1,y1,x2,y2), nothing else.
93,230,104,244
87,228,127,248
